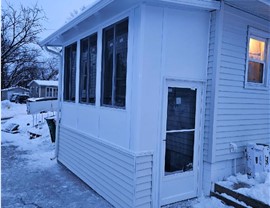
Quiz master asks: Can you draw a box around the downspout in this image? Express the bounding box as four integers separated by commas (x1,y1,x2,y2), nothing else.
43,45,63,159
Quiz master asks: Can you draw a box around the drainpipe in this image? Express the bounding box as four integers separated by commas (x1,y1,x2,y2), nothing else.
43,45,63,159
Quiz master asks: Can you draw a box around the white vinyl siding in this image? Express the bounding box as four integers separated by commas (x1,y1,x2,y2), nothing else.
203,12,217,162
58,125,153,208
214,5,270,163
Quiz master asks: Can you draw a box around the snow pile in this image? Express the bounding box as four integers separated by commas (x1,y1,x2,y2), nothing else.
1,100,27,118
218,173,270,205
1,102,56,169
192,196,233,208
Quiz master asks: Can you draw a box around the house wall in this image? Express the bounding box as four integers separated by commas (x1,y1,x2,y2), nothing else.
1,88,29,100
29,82,40,98
130,4,210,206
29,83,58,98
58,125,153,208
203,4,270,193
131,5,210,151
57,2,210,207
58,4,154,208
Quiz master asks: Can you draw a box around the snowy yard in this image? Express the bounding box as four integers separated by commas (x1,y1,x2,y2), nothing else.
217,172,270,206
1,101,269,208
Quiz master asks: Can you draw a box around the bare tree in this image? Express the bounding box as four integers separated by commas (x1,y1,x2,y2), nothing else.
1,3,46,88
39,56,59,81
66,5,87,23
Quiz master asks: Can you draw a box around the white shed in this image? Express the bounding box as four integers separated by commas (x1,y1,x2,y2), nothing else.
41,0,270,207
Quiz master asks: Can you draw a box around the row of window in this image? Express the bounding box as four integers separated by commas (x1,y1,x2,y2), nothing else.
64,18,128,108
63,21,268,107
46,87,58,97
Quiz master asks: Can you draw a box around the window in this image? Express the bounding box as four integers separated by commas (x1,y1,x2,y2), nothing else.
46,87,57,97
64,42,77,101
53,88,58,97
46,87,53,97
79,33,97,104
101,18,128,108
246,28,269,88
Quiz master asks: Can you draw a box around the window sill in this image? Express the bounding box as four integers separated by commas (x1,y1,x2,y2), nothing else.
244,82,269,91
100,105,126,111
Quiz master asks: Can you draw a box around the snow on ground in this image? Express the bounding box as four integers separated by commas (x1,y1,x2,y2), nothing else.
192,197,233,208
1,101,113,208
1,101,56,169
2,100,27,118
163,196,233,208
218,172,270,205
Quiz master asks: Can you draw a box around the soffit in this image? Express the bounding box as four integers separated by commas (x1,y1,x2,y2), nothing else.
224,0,270,21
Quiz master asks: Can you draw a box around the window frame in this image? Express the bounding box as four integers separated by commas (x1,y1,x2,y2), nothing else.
79,32,98,105
101,18,129,109
245,27,269,89
46,87,57,97
64,42,77,102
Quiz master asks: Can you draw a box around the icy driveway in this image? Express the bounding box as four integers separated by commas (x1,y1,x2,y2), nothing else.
1,142,111,208
1,101,113,208
1,141,113,208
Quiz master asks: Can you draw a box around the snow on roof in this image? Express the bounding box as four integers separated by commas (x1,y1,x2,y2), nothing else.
1,86,29,92
27,80,58,87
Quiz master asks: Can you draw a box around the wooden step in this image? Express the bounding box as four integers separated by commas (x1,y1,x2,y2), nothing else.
214,183,270,208
211,191,247,208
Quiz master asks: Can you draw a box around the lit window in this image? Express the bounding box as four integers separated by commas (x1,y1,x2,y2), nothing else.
246,28,269,88
248,38,266,83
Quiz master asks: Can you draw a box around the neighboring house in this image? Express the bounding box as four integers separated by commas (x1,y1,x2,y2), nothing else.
41,0,270,207
1,86,29,101
27,80,58,98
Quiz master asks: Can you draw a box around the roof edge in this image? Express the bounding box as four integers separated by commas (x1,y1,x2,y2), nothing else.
159,0,220,10
40,0,114,46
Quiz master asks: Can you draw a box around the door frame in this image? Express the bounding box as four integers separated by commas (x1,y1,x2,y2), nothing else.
157,78,205,206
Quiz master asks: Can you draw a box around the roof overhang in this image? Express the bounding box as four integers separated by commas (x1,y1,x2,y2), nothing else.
40,0,221,47
224,0,270,21
40,0,113,47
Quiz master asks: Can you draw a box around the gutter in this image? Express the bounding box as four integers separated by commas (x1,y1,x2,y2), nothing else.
43,45,63,159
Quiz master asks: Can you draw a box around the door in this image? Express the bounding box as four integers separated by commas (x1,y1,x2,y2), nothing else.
160,80,202,205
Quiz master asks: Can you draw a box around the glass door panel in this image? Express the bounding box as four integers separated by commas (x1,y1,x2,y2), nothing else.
165,87,197,175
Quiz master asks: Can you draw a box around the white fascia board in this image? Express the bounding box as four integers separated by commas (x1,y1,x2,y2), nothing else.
258,0,270,6
159,0,221,10
40,0,114,46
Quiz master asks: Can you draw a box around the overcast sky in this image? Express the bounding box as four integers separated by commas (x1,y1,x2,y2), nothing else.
2,0,97,40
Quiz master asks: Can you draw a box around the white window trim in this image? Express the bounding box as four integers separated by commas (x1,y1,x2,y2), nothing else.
245,27,270,90
46,87,54,97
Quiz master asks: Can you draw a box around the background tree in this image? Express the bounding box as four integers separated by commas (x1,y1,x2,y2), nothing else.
66,5,86,23
1,3,59,89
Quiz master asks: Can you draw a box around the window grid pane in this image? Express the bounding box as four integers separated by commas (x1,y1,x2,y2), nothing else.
88,34,97,104
79,33,97,104
64,43,77,101
101,18,128,108
247,37,266,84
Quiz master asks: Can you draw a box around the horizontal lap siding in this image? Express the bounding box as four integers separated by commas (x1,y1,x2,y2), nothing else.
59,126,135,207
203,12,216,162
215,7,270,162
58,125,153,208
135,155,153,207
